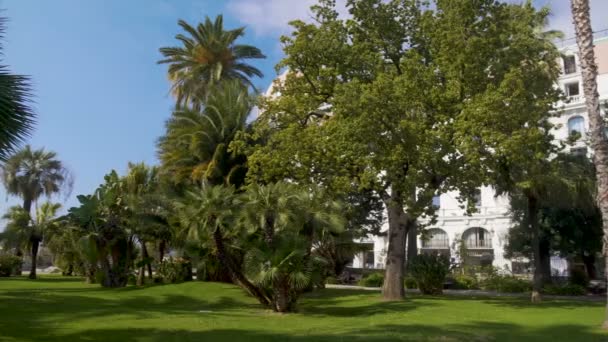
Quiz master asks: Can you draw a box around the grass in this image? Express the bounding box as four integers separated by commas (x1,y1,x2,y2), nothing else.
0,276,606,341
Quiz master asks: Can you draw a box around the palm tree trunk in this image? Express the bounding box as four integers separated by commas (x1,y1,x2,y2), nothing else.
527,194,543,302
570,0,608,328
212,227,271,307
22,198,32,213
142,242,153,279
28,239,39,279
382,186,409,301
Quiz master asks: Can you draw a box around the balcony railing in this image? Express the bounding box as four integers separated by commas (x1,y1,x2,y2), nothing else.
465,239,492,249
421,240,449,249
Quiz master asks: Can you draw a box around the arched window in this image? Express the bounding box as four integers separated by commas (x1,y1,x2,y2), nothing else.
463,227,492,249
568,116,585,136
422,228,449,249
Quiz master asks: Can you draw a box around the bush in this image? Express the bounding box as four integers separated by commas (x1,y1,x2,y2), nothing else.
404,276,417,289
358,272,384,287
409,254,450,295
570,268,589,287
0,254,21,277
325,276,339,285
543,283,587,296
452,274,479,290
482,275,531,293
157,257,191,283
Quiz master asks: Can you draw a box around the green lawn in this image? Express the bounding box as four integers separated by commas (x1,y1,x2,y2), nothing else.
0,276,606,341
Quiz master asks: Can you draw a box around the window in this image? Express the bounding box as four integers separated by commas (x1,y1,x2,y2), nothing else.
473,189,482,207
571,147,588,156
565,82,580,97
568,116,585,136
365,250,374,269
563,55,576,74
422,228,449,249
432,195,441,209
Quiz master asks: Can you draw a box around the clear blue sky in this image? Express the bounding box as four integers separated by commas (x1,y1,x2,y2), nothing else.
0,0,606,216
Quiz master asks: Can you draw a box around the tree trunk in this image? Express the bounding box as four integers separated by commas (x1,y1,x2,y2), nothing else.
142,242,153,279
28,239,40,279
158,240,166,262
582,253,597,279
212,227,271,307
528,194,543,303
382,187,409,301
570,0,608,328
273,280,290,313
406,222,418,273
22,198,32,214
137,264,145,286
540,235,552,285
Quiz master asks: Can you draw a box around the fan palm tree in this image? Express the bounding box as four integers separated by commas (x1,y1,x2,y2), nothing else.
157,80,250,186
1,145,71,213
569,0,608,329
158,15,265,108
239,183,344,311
176,184,271,306
27,202,62,279
0,17,35,161
0,202,61,279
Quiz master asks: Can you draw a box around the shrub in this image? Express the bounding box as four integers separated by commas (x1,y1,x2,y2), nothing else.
157,257,191,283
0,254,21,277
404,276,417,289
570,268,589,287
482,275,531,293
543,283,586,296
452,274,479,290
358,272,384,287
325,276,339,285
409,254,450,295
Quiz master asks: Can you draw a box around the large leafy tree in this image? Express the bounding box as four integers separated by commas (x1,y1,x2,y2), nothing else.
246,0,561,300
570,0,608,328
504,154,600,297
0,17,35,161
158,15,265,109
158,80,250,187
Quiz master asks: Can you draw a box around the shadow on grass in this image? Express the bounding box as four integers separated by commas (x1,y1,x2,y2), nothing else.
30,322,608,342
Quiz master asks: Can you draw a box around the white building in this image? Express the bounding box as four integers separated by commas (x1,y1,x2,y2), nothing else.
353,33,608,274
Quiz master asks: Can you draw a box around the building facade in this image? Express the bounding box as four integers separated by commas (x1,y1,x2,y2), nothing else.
352,33,608,274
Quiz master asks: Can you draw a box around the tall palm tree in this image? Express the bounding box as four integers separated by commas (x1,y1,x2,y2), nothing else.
157,80,250,186
158,15,265,108
570,0,608,329
0,17,35,161
1,145,71,213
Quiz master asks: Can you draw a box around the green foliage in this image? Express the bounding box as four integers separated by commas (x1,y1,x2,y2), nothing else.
157,257,192,284
325,276,338,285
570,268,590,287
543,283,587,296
409,254,450,295
404,276,417,289
158,81,251,186
158,15,265,108
0,254,21,277
451,274,479,290
482,275,532,293
0,17,36,162
358,272,384,287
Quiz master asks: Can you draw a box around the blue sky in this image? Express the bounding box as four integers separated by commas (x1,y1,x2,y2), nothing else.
0,0,606,217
